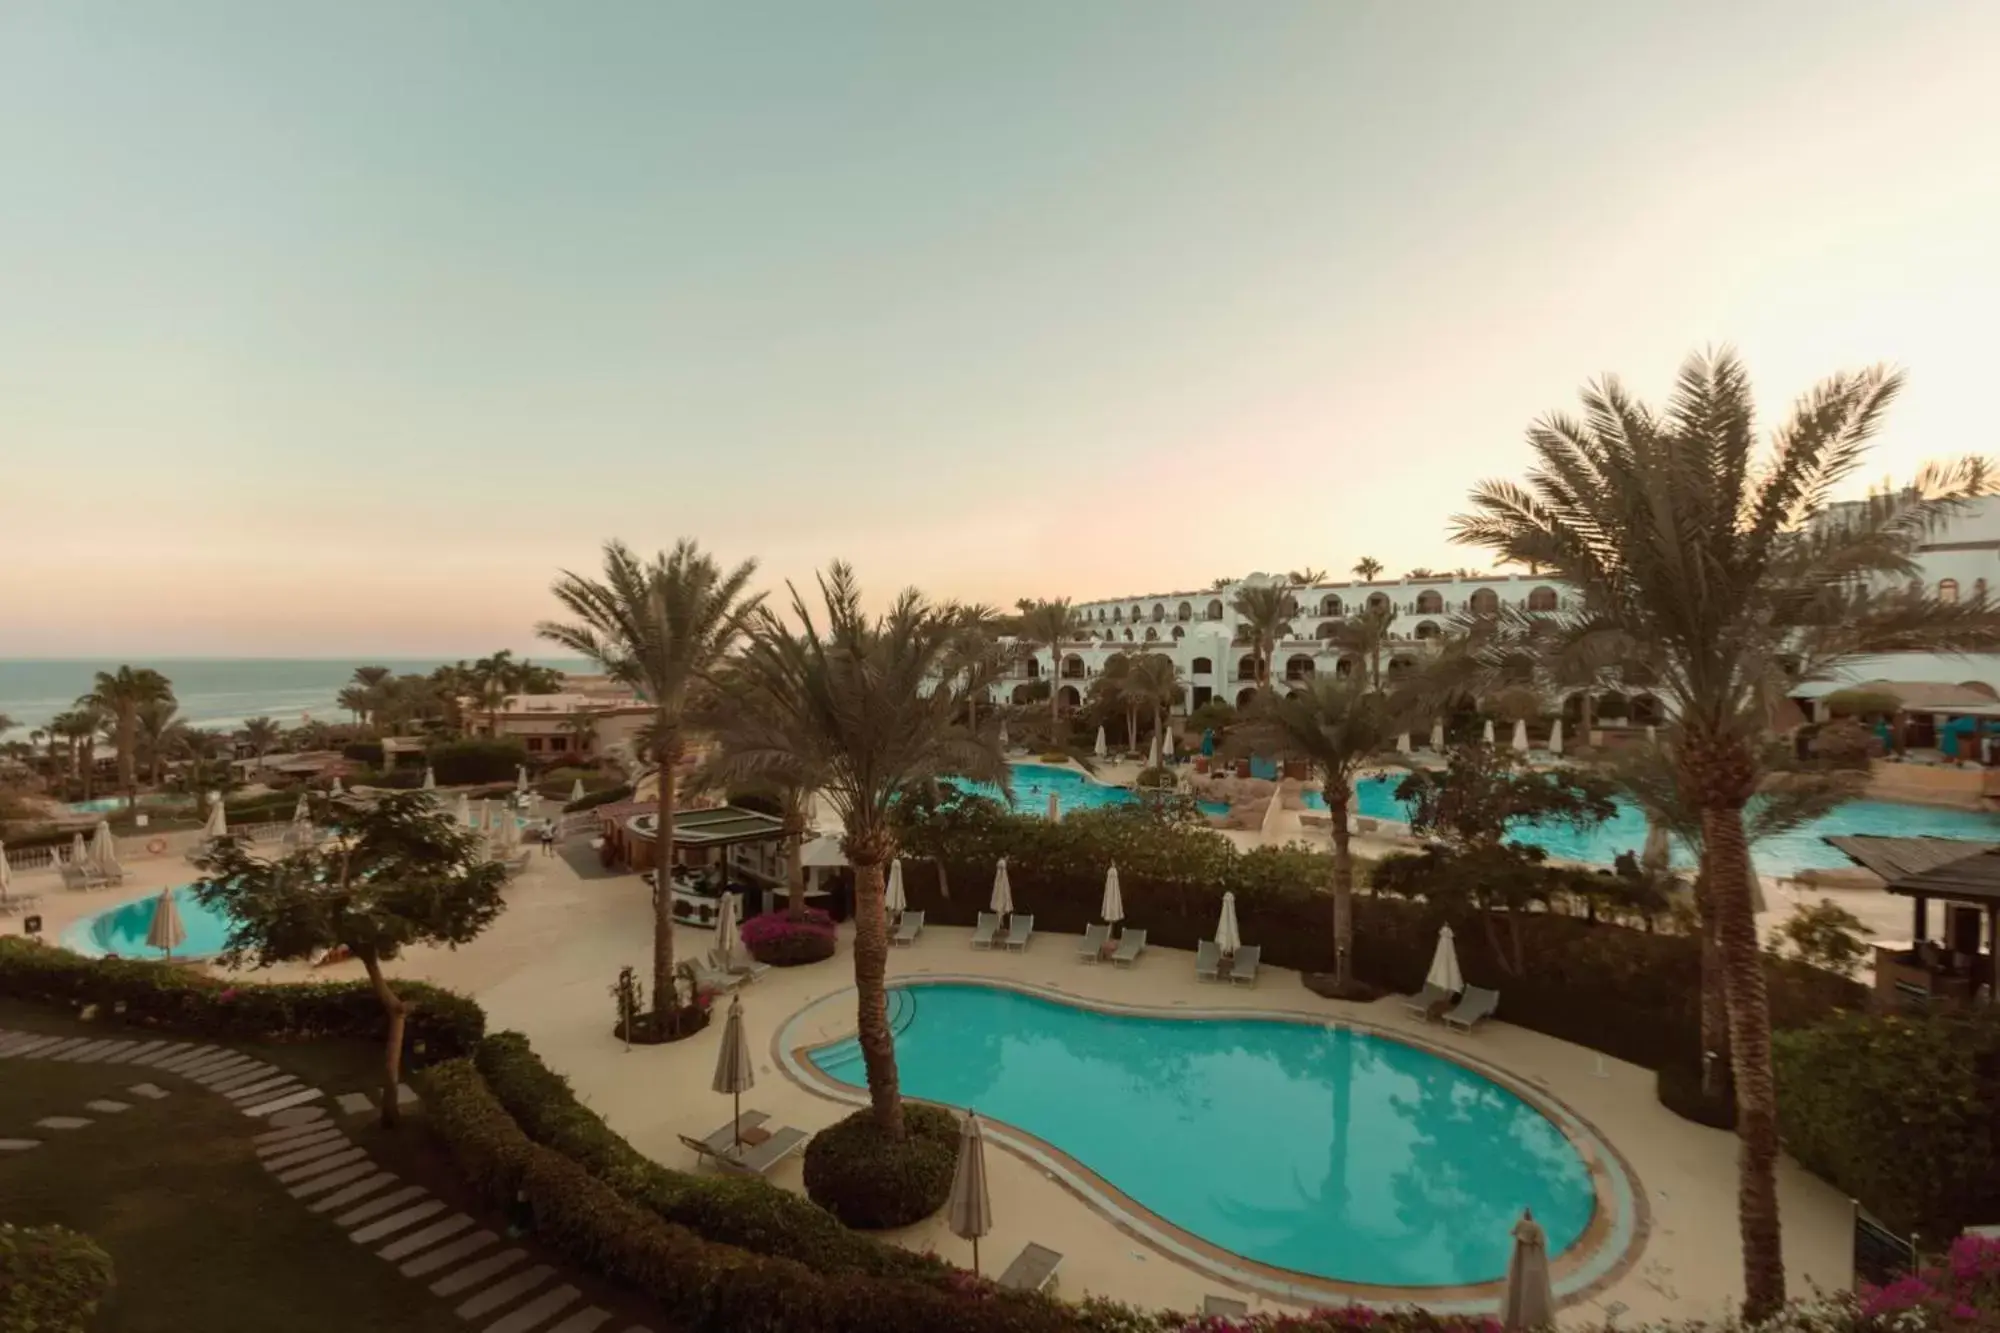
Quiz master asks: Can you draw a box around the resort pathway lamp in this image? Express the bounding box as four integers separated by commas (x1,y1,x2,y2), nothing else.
947,1111,994,1275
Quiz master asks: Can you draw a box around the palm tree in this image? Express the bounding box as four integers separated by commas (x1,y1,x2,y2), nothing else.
0,714,13,740
1287,566,1328,586
1452,347,2000,1318
1405,567,1439,580
1017,599,1080,732
1234,675,1399,993
559,709,601,759
1124,653,1180,748
336,685,372,727
700,563,1006,1139
135,700,186,786
1332,603,1397,689
86,667,175,810
351,665,392,691
242,716,284,773
1228,583,1293,684
1351,556,1383,581
539,539,762,1011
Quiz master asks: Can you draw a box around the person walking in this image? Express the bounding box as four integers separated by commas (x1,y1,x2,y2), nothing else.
539,818,558,857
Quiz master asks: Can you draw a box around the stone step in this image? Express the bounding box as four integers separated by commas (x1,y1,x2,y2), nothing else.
348,1199,447,1245
83,1100,131,1114
274,1147,369,1185
223,1075,301,1103
377,1213,474,1262
205,1063,281,1090
399,1230,497,1278
0,1139,42,1152
54,1040,120,1062
480,1282,578,1333
310,1172,401,1215
453,1265,553,1322
267,1104,330,1130
545,1309,613,1333
34,1116,92,1131
258,1128,346,1160
290,1161,382,1200
127,1083,170,1100
261,1135,353,1171
333,1186,428,1227
245,1087,325,1118
75,1041,141,1064
429,1249,528,1298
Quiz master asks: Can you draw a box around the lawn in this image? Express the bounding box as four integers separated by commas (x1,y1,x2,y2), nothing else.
0,1001,665,1332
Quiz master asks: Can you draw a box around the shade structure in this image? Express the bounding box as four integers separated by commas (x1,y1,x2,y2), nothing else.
202,799,227,840
145,886,186,958
422,766,436,790
1547,719,1564,755
1425,924,1464,994
1147,732,1161,768
1501,1209,1555,1331
91,822,120,879
885,858,908,914
997,720,1010,749
1100,864,1124,924
1481,719,1496,745
1510,718,1530,753
1162,728,1176,760
713,890,743,971
1396,732,1412,755
455,793,471,826
1094,725,1108,758
1046,793,1060,822
1430,721,1445,751
1215,890,1242,955
1260,778,1286,839
330,776,344,797
710,995,757,1149
570,778,586,804
947,1110,994,1274
1641,818,1671,872
990,858,1014,915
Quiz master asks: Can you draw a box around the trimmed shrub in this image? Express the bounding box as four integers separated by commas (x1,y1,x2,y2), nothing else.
740,909,838,967
0,1223,114,1333
565,783,633,814
1656,1061,1735,1131
802,1104,959,1230
1774,1008,2000,1239
427,738,529,785
341,740,386,766
0,939,483,1065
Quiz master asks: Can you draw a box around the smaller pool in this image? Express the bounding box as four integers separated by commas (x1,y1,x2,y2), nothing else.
65,797,126,815
62,886,239,961
950,763,1229,818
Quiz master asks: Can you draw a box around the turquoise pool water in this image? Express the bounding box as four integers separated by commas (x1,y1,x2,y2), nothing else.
62,885,237,961
1303,776,2000,876
808,983,1596,1287
951,763,1230,818
65,797,126,814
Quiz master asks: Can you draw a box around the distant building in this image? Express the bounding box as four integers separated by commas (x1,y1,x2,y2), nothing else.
466,684,651,762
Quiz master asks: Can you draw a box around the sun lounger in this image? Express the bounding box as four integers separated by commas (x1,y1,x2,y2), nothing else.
0,893,41,917
1110,929,1148,968
1076,922,1109,962
59,863,91,891
998,1241,1064,1293
1402,982,1453,1019
689,958,749,994
970,911,1001,949
678,1111,771,1165
714,1126,810,1178
1003,914,1035,951
1195,939,1222,982
1228,944,1261,987
892,910,924,946
717,951,771,982
1443,985,1500,1032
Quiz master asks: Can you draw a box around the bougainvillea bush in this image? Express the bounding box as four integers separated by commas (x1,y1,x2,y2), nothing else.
739,906,838,966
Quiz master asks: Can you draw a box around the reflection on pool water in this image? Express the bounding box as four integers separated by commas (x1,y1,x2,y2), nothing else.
62,885,238,961
950,762,1229,817
809,983,1600,1288
1300,775,2000,876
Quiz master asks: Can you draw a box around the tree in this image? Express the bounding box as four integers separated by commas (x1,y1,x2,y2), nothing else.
0,714,12,740
242,716,284,773
559,709,601,758
1331,603,1396,690
1286,566,1328,585
1452,346,2000,1318
1228,583,1294,685
86,667,175,810
472,679,509,737
539,539,762,1012
1352,557,1383,581
1232,674,1399,992
1017,599,1080,732
701,563,1007,1139
337,685,374,727
1405,568,1439,580
135,700,185,786
1124,653,1180,743
193,792,506,1127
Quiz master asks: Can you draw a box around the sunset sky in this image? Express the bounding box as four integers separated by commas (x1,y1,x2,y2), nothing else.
5,1,1998,655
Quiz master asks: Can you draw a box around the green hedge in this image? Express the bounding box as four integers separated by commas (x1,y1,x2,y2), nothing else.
802,1104,958,1229
564,783,633,814
0,1223,115,1333
427,738,529,786
1774,1008,2000,1239
0,939,483,1065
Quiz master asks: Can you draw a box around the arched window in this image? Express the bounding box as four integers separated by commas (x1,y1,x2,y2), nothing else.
1206,599,1224,620
1415,589,1443,614
1366,592,1390,614
1123,628,1134,641
1335,656,1358,678
1176,601,1192,621
1061,654,1085,679
1285,654,1315,681
1171,626,1185,640
1151,603,1165,622
1414,620,1440,640
1112,607,1123,623
1011,685,1033,704
1469,588,1500,615
1022,656,1040,677
1191,657,1214,675
1315,621,1340,639
1629,693,1663,725
1387,654,1417,679
1236,655,1259,680
1057,685,1081,710
1144,627,1159,641
1940,578,1960,604
1131,604,1143,622
1319,594,1344,617
1526,586,1559,612
1096,608,1106,622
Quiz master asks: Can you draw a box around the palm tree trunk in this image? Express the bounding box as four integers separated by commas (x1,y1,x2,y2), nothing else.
359,950,407,1129
1694,866,1731,1097
849,842,905,1139
784,787,806,921
1327,781,1355,990
119,706,137,810
1697,772,1786,1320
653,727,682,1012
1580,691,1596,744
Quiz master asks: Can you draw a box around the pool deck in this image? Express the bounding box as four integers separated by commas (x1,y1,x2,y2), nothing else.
18,839,1861,1327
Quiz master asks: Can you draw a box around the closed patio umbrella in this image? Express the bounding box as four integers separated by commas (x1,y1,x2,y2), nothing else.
1162,728,1176,760
476,799,491,832
145,886,186,959
1501,1209,1554,1331
455,793,471,826
1426,924,1464,995
1260,778,1286,840
1548,719,1563,755
494,808,520,854
998,720,1010,749
885,858,908,915
1396,732,1412,754
710,994,756,1149
330,776,343,797
947,1110,994,1275
1510,719,1530,753
1430,720,1445,751
91,822,120,879
0,841,12,906
1147,732,1161,768
1481,719,1495,745
1641,818,1671,872
1046,793,1059,822
423,766,436,790
713,890,742,971
203,798,227,840
1094,725,1108,758
1215,890,1242,955
71,832,88,869
570,778,586,804
516,765,530,796
990,858,1014,916
292,794,309,824
1100,864,1124,925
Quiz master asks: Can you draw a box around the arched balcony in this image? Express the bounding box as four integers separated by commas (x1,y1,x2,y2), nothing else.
1469,588,1500,615
1319,594,1343,616
1285,654,1315,681
1315,621,1340,639
1206,599,1225,620
1235,655,1259,681
1191,657,1214,675
1060,654,1086,679
1526,586,1559,612
1414,620,1441,640
1176,601,1193,621
1414,589,1444,614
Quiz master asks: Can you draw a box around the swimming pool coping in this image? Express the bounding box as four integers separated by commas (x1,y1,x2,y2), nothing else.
59,883,226,962
773,973,1649,1314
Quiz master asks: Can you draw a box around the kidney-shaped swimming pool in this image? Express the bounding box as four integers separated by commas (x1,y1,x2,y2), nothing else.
803,982,1621,1292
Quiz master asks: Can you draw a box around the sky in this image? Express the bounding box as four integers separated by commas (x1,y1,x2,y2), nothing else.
5,0,1999,656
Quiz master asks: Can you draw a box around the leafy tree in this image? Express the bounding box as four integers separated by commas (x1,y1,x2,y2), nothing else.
1016,598,1081,731
242,716,284,773
1331,604,1396,689
86,666,175,809
194,792,506,1126
702,563,1006,1139
1351,556,1383,581
539,539,762,1011
1286,566,1327,585
135,699,185,786
1768,899,1868,977
336,685,374,727
1228,583,1294,685
1452,346,2000,1316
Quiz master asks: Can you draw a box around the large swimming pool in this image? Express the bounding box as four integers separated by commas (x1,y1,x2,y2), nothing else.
806,983,1604,1289
62,886,237,961
951,763,1229,818
1304,775,2000,876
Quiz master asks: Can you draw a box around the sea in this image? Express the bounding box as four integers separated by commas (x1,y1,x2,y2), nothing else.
0,658,590,734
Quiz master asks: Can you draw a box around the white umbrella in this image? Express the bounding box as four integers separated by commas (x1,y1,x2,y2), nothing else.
454,792,471,826
1510,718,1530,753
71,832,88,868
1046,793,1059,822
569,778,586,804
713,890,743,971
1147,732,1161,768
516,765,530,796
1481,718,1496,745
711,995,756,1149
1094,725,1108,758
91,822,121,878
1426,925,1464,994
1501,1209,1555,1331
1396,732,1411,754
990,858,1014,916
1215,890,1242,955
1548,719,1563,755
948,1110,995,1275
1163,728,1176,760
1430,721,1445,751
998,720,1010,749
202,800,226,840
292,794,309,824
330,776,344,797
494,808,520,854
476,799,491,832
885,858,908,915
1641,818,1671,872
1100,864,1124,924
145,887,186,959
1260,777,1287,839
422,765,436,790
0,841,12,904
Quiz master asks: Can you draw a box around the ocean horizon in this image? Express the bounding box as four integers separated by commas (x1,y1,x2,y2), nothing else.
0,657,591,733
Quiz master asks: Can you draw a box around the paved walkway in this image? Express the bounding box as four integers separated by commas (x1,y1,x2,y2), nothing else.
0,1028,653,1333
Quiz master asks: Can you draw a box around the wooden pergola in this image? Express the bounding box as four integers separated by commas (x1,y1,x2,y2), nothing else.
1824,834,2000,1007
